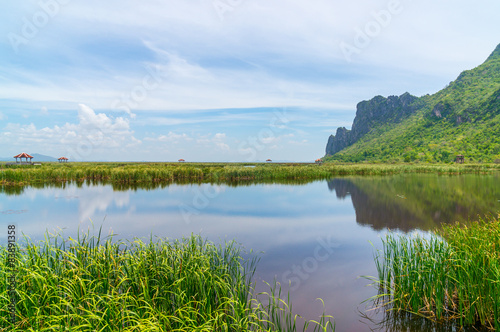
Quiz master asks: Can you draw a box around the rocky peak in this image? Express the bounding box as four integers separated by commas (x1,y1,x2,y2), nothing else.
326,92,418,156
326,127,351,155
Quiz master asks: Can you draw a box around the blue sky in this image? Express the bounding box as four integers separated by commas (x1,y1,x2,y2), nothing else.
0,0,499,161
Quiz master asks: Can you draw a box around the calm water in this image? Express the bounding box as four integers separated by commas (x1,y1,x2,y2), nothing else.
1,173,500,331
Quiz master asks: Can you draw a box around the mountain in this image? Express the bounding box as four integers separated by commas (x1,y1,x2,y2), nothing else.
325,43,500,163
0,153,59,162
30,153,58,162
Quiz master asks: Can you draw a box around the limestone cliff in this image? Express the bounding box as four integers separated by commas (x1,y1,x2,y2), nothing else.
324,42,500,162
325,92,418,155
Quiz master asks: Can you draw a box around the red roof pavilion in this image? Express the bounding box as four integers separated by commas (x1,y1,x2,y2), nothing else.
58,157,69,163
178,159,185,162
14,152,34,163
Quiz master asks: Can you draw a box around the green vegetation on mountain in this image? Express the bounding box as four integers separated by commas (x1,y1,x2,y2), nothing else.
325,43,500,163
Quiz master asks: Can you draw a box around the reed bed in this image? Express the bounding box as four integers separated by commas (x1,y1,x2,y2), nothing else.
0,231,334,331
371,217,500,330
1,162,499,185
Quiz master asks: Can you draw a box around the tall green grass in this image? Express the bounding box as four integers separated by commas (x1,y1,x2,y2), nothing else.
0,231,334,331
1,162,499,185
370,216,500,330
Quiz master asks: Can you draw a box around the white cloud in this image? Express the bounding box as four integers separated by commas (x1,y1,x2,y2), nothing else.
212,133,230,151
145,131,192,143
0,0,499,161
289,139,309,146
0,104,139,160
1,0,498,117
216,142,230,151
191,133,231,151
143,132,229,152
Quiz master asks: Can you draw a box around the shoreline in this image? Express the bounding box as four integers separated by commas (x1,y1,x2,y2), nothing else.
1,162,499,186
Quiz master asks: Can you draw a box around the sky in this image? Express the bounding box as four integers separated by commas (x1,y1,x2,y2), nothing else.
0,0,499,162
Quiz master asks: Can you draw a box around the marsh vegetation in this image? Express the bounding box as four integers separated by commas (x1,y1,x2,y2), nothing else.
1,162,499,186
371,217,500,330
0,231,334,331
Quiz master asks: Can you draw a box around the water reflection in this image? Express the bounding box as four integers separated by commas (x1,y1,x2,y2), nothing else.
0,178,318,196
328,174,500,232
328,178,428,232
0,180,376,331
360,309,489,332
1,174,499,331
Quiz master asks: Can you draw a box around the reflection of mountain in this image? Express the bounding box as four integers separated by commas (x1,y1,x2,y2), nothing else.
328,174,500,232
328,179,428,232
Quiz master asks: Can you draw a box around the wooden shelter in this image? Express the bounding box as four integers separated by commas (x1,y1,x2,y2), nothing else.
266,159,272,163
178,159,185,162
455,155,465,164
315,158,323,165
58,157,69,163
14,152,34,164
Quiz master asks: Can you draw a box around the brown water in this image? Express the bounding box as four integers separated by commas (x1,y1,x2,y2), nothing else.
1,173,499,331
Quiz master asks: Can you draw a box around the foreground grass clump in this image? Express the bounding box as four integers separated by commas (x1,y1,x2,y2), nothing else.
1,162,499,185
372,217,500,330
0,232,334,331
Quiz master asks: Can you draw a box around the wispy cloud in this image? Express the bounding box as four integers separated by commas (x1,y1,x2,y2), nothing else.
0,0,499,160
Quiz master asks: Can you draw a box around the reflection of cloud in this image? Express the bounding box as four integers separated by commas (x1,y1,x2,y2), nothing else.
78,186,130,222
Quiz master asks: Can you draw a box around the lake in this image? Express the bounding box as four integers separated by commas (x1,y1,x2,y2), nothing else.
1,173,500,331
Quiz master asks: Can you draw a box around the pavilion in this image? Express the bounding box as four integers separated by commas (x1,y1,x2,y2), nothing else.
58,157,69,163
14,152,34,164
